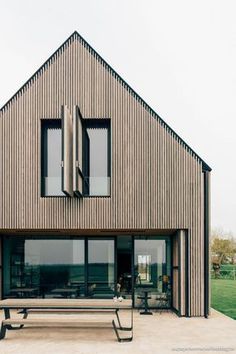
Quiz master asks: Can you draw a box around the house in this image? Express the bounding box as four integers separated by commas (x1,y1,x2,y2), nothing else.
0,31,211,317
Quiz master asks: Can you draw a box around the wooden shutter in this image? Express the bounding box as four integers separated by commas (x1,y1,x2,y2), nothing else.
73,106,84,196
83,128,90,196
61,105,73,196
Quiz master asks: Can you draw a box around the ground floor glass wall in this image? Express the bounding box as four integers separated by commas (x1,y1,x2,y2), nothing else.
3,237,114,299
3,235,172,307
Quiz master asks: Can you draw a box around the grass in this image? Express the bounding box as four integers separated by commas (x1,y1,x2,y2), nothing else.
221,264,236,271
211,278,236,320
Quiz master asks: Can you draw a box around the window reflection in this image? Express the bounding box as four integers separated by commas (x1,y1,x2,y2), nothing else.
3,235,171,306
3,238,85,298
134,237,171,308
83,121,111,197
41,120,64,196
137,255,152,282
88,239,115,298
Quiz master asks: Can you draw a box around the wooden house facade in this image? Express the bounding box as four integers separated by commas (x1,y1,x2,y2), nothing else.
0,32,211,317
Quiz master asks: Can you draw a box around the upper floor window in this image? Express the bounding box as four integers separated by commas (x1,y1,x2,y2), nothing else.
41,119,65,196
83,120,111,197
41,108,111,198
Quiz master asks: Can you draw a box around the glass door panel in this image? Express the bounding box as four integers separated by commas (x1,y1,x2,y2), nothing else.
134,237,171,308
117,236,132,298
88,239,115,298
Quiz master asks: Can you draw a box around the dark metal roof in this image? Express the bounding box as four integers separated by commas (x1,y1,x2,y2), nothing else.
0,31,211,172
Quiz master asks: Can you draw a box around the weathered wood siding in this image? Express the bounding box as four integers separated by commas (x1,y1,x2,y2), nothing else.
172,234,179,312
0,238,2,299
0,32,206,316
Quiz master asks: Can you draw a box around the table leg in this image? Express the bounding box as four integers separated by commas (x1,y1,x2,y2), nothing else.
112,320,133,342
0,323,6,340
112,308,133,342
115,309,132,331
5,308,28,330
4,308,10,319
0,308,9,338
4,308,12,330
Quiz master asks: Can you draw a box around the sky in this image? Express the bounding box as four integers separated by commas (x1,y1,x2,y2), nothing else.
0,0,235,235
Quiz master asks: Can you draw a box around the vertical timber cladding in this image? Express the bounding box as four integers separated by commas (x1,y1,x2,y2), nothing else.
0,32,210,316
172,230,188,316
172,233,179,312
0,238,2,299
179,230,187,317
203,170,211,318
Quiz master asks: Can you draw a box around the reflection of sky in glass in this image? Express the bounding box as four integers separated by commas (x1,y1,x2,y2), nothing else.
135,239,166,264
88,240,114,263
46,127,61,177
44,125,64,196
138,255,151,265
87,128,107,177
25,240,84,265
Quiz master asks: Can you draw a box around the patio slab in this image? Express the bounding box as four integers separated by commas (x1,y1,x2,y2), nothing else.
0,309,235,354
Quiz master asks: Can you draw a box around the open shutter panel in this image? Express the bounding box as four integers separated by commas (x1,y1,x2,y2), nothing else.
61,105,73,196
73,106,84,196
83,128,90,196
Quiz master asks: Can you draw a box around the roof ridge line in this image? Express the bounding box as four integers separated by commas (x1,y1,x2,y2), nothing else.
0,31,77,113
0,30,211,171
74,31,212,171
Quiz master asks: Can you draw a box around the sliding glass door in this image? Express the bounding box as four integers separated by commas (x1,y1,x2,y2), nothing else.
134,237,171,308
88,239,115,298
3,236,115,299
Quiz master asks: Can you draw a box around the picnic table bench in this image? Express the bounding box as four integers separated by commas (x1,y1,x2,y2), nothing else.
0,299,133,342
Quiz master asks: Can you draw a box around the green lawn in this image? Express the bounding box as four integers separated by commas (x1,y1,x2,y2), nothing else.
211,279,236,320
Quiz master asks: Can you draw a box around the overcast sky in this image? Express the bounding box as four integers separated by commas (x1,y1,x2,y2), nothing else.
0,0,235,234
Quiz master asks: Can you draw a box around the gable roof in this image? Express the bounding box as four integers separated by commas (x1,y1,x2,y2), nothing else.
0,31,211,172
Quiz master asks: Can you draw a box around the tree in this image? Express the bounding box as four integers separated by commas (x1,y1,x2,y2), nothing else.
211,228,236,277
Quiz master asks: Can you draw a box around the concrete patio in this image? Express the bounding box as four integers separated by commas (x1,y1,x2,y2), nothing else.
0,309,235,354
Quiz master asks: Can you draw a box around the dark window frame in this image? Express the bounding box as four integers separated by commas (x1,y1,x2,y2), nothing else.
40,117,111,198
41,119,65,197
82,118,111,198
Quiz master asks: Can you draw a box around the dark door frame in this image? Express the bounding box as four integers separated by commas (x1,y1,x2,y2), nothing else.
132,235,172,309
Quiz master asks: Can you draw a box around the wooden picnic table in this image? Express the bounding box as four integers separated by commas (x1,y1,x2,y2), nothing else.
0,298,133,342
